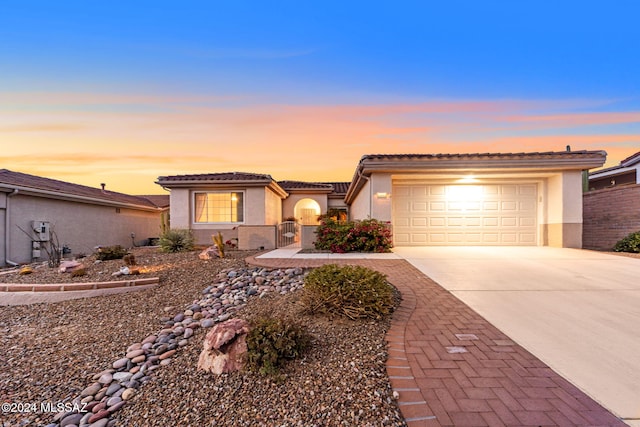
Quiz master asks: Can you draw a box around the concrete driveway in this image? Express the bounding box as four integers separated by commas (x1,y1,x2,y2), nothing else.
394,246,640,426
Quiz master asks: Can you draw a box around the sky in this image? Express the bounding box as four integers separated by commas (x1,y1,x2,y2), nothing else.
1,1,639,194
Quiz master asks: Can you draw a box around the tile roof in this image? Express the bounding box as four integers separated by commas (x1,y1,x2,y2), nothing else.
277,181,350,196
322,182,350,195
0,169,162,209
157,172,273,182
137,194,170,208
277,181,334,191
360,150,607,162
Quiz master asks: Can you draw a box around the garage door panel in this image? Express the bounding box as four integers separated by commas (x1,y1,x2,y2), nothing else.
412,217,427,227
430,201,446,211
483,217,499,227
393,183,538,246
429,186,445,196
429,217,446,227
413,202,427,212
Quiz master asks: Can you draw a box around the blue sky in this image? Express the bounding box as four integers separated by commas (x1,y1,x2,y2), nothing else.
1,1,639,193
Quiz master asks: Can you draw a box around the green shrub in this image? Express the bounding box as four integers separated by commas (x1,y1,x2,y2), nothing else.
301,264,395,320
314,217,393,253
245,316,311,376
95,245,128,261
613,231,640,253
159,229,195,253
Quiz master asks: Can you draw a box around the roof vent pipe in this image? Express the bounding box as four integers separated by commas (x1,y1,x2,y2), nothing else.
101,183,106,191
566,145,571,152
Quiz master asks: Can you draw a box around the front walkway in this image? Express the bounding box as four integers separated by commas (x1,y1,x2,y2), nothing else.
247,253,626,427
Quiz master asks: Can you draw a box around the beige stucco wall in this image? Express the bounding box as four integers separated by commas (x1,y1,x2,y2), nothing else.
237,225,276,250
245,187,266,225
544,171,583,248
3,194,162,265
265,188,283,225
301,225,317,250
282,194,327,221
350,173,393,221
349,179,371,220
169,188,190,229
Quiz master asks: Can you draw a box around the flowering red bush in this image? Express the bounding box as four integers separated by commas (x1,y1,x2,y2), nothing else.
314,218,393,253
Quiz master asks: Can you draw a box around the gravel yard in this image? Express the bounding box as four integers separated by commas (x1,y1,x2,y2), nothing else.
0,248,405,427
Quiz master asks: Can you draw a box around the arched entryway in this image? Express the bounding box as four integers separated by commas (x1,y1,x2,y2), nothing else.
293,198,321,225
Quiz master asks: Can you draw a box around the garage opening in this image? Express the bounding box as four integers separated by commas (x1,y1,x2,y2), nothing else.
392,183,538,246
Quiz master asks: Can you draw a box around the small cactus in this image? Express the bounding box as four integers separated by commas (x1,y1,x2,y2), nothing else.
212,232,225,258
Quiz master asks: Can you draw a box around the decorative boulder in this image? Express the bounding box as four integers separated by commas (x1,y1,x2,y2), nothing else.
198,318,249,374
199,245,221,260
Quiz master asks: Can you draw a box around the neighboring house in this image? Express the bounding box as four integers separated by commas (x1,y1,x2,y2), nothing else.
155,172,348,249
0,169,168,267
158,150,606,249
588,151,640,190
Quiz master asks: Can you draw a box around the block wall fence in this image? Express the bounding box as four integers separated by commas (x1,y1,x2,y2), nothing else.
582,184,640,250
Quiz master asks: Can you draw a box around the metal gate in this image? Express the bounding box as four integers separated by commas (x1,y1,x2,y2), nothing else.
276,221,300,248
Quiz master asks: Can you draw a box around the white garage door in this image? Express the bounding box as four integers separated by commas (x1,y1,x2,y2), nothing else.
393,183,538,246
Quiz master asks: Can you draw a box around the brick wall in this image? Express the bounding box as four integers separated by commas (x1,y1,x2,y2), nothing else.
583,184,640,250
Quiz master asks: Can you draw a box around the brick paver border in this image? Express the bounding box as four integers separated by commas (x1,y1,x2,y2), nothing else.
247,255,627,427
0,277,159,292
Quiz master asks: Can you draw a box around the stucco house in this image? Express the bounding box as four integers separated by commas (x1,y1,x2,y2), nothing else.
1,169,168,267
158,150,606,250
155,172,348,250
588,151,640,190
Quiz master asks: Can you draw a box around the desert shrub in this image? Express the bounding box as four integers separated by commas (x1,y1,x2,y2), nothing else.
245,316,311,376
159,229,195,253
314,217,392,253
95,245,128,261
613,230,640,253
301,264,395,320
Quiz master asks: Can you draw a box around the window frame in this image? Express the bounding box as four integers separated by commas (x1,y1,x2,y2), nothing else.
192,191,245,224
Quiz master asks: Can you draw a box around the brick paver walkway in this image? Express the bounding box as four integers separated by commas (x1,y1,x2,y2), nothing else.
246,256,627,427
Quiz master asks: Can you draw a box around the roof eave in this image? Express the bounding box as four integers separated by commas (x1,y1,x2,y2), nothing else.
0,184,162,212
344,153,607,204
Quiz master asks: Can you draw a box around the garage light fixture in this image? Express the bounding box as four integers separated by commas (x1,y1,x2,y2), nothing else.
457,176,479,184
375,192,391,199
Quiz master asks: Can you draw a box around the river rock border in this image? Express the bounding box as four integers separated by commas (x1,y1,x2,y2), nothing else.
45,266,306,427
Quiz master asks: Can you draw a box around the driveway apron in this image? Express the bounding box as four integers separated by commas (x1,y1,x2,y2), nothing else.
395,246,640,426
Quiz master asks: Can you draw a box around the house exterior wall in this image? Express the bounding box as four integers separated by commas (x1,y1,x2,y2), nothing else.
350,171,584,248
3,194,162,265
265,187,283,225
282,194,327,221
349,178,371,220
0,193,6,266
245,187,266,225
583,184,640,250
544,171,583,248
174,186,279,245
169,188,190,229
237,225,276,250
350,174,393,221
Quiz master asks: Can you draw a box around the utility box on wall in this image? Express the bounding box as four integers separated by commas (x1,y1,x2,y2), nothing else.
32,221,51,241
